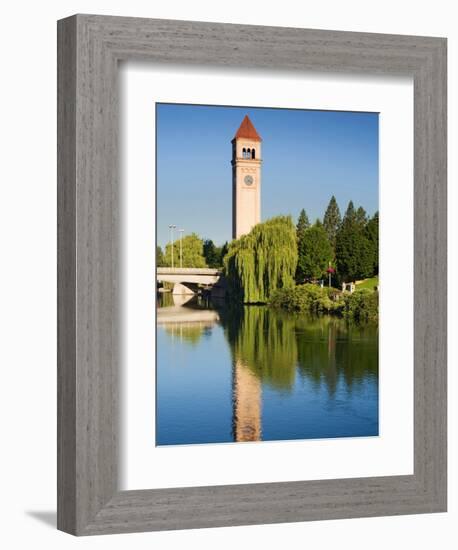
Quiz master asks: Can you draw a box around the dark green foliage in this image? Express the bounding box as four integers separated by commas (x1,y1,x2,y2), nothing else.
296,208,310,243
156,245,165,267
355,206,368,227
220,241,229,264
335,201,377,282
296,223,333,282
203,239,229,268
343,200,356,224
365,212,379,275
164,232,207,268
203,239,220,268
335,229,373,281
323,195,341,247
224,216,298,303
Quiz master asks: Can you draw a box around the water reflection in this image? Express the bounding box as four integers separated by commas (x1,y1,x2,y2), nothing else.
157,292,220,345
156,293,378,445
222,306,298,391
232,360,262,442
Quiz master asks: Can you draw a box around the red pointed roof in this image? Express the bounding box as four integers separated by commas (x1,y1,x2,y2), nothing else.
233,115,262,141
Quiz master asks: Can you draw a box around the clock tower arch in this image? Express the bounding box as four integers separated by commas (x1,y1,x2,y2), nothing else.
231,115,262,239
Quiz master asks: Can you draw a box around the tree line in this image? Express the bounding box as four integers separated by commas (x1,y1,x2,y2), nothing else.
157,234,228,269
296,196,378,284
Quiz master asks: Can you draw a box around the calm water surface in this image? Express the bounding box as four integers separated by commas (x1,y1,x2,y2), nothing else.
156,293,378,446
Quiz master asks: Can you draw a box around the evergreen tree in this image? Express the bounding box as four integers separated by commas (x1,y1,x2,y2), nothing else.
323,195,341,247
296,209,310,243
203,239,220,268
335,229,372,282
355,206,368,227
365,212,379,274
296,223,333,281
342,200,356,225
296,209,310,283
335,202,375,282
202,240,230,268
164,233,207,268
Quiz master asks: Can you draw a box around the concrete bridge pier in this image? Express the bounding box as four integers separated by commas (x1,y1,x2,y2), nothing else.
172,282,195,295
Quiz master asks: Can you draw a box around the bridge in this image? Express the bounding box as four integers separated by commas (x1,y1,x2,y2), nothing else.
157,267,224,295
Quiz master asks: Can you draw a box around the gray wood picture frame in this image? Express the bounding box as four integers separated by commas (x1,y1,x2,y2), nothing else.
57,14,447,536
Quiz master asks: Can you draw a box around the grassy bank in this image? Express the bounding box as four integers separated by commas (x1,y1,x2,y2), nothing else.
355,276,379,291
269,283,378,323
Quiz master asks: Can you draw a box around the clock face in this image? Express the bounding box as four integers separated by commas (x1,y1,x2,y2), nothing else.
244,175,254,186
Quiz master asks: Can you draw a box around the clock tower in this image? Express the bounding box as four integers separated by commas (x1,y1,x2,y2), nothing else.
231,115,262,239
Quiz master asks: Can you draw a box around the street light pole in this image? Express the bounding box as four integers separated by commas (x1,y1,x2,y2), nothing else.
178,229,184,268
168,224,176,268
326,261,335,288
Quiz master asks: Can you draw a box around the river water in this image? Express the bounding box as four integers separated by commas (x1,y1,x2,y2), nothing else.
156,293,378,446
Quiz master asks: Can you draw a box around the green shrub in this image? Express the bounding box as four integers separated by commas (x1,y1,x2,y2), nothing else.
343,289,378,323
270,284,378,323
269,284,343,315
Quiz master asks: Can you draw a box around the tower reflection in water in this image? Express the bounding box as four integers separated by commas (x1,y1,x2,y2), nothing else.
232,360,262,442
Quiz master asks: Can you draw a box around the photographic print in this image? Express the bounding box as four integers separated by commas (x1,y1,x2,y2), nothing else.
156,103,379,446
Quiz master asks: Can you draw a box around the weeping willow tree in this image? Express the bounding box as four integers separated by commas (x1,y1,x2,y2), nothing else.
224,216,298,303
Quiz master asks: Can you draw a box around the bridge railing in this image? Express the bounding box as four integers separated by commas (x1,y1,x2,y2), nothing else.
157,267,222,275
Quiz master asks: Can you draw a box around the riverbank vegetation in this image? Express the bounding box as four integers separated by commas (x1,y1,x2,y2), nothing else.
269,284,378,323
222,196,378,321
156,195,379,322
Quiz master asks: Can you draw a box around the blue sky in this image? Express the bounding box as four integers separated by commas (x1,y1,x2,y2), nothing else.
156,103,378,249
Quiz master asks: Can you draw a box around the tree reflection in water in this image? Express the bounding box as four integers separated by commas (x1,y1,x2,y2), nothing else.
219,305,378,442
